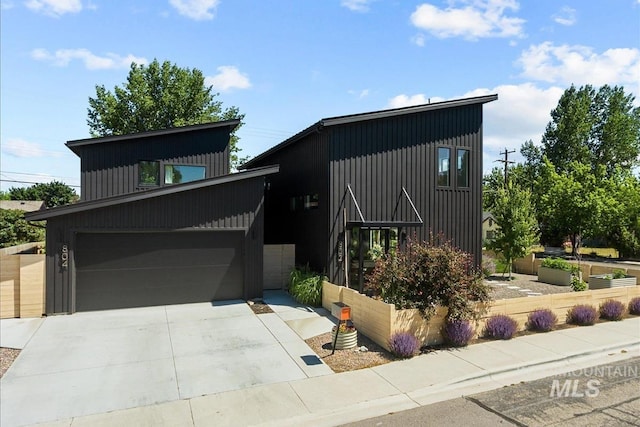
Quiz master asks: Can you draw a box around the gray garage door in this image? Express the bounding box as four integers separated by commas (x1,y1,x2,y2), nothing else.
74,231,244,311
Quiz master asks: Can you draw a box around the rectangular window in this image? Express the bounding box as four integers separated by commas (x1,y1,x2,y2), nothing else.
139,161,159,186
164,165,206,184
437,148,450,187
304,194,319,210
457,149,470,188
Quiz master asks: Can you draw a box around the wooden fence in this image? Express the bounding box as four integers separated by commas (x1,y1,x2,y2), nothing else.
263,244,295,290
0,242,46,319
322,281,640,351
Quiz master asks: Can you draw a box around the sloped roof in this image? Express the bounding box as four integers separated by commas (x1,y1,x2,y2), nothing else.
0,200,46,212
66,119,241,156
25,165,279,221
241,94,498,169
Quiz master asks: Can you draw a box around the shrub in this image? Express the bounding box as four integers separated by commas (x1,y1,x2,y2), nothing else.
481,254,496,278
526,309,558,332
599,300,625,321
566,304,598,326
443,319,474,347
366,234,492,322
288,266,325,306
571,275,588,292
629,297,640,315
540,257,578,273
388,332,420,358
483,314,518,340
612,269,627,279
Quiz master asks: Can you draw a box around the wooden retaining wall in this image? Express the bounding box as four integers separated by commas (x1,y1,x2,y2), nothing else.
322,282,640,351
511,252,640,283
0,248,45,319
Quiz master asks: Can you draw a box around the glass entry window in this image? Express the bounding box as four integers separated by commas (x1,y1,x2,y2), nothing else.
349,227,399,292
164,165,206,184
438,147,450,186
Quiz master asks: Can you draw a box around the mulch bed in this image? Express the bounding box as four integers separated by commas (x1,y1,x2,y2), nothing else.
248,301,275,315
305,331,396,373
0,348,20,378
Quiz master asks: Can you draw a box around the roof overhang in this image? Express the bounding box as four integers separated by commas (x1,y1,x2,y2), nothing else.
240,94,498,169
25,165,279,221
66,119,242,156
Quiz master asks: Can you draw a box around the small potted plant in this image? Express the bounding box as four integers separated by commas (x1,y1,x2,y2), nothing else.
332,320,358,350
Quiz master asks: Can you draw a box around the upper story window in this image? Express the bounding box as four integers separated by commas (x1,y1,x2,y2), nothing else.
164,165,206,184
139,161,160,186
437,147,450,186
457,149,470,188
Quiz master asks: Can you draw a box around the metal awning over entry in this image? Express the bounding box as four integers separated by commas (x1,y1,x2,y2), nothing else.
344,185,424,292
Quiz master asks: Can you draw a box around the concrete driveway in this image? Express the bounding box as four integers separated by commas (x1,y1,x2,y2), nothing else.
1,298,333,427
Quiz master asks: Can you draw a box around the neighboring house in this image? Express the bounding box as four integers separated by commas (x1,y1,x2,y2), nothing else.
27,121,278,314
483,211,498,242
0,200,45,212
242,94,497,290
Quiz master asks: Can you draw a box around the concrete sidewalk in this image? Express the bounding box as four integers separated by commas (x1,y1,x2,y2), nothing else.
27,311,640,427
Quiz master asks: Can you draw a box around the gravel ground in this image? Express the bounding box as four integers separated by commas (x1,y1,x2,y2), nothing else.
1,348,20,378
305,331,396,373
486,272,574,300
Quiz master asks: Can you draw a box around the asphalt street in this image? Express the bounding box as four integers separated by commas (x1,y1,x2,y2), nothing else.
342,356,640,426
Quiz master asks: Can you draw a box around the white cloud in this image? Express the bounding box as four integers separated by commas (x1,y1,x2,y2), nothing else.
341,0,372,12
25,0,82,16
31,48,147,70
387,94,445,108
1,138,62,158
169,0,219,20
517,42,640,87
411,33,426,47
552,6,576,26
410,0,525,40
348,89,370,98
205,66,251,91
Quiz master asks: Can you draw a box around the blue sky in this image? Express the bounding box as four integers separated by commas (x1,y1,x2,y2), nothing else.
1,0,639,193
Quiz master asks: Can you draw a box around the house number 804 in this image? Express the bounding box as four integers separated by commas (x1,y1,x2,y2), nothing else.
61,244,68,268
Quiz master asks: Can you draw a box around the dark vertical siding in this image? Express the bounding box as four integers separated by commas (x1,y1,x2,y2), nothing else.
327,105,483,284
245,103,485,284
44,177,264,314
250,130,329,273
79,127,231,201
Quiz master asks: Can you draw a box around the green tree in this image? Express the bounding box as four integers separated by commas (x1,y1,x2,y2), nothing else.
0,209,45,248
487,182,539,279
88,59,247,169
8,181,77,208
604,175,640,258
536,158,614,256
540,84,640,178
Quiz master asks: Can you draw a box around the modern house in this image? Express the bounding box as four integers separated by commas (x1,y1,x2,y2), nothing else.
242,94,498,290
26,93,496,314
27,120,278,314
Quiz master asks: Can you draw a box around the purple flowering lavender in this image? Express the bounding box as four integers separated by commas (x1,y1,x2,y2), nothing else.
388,332,420,358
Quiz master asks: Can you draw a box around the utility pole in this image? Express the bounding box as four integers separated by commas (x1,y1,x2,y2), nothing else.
495,148,515,185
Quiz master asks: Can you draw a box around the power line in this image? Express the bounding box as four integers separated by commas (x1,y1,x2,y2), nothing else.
0,179,80,188
1,171,79,180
